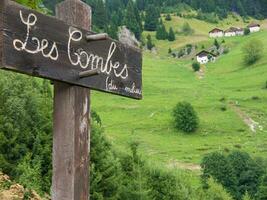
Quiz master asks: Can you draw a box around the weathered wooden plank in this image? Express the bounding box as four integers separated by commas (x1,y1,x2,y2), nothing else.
0,0,6,66
0,0,142,99
52,1,91,200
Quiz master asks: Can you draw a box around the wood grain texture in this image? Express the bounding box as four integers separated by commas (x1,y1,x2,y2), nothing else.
52,1,91,200
0,0,6,66
0,0,142,99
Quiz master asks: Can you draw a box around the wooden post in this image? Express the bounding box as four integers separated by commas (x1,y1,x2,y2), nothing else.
53,1,91,200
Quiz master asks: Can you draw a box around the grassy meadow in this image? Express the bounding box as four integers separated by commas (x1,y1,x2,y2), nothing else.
92,15,267,181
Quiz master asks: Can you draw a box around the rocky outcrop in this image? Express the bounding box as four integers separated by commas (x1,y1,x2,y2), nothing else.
0,172,47,200
118,26,140,48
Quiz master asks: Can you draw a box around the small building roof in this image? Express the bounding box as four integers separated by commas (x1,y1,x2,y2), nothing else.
196,50,216,58
224,27,239,33
209,28,224,33
236,27,244,32
248,23,260,28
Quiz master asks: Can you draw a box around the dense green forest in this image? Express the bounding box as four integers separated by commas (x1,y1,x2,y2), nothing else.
41,0,267,40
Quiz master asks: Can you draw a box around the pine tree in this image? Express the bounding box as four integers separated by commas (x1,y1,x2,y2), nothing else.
93,0,108,30
256,175,267,200
90,122,122,199
108,22,119,40
119,141,151,200
144,5,159,31
156,24,168,40
214,39,220,50
146,34,154,50
168,27,175,41
136,0,145,11
123,0,142,40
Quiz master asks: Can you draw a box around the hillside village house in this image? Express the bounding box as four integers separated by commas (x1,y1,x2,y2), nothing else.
235,27,244,36
209,28,224,38
196,50,216,64
248,23,261,33
224,27,237,37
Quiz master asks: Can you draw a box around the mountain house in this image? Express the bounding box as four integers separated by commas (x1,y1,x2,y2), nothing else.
248,23,261,33
196,50,216,64
224,27,237,37
209,28,224,38
224,27,244,37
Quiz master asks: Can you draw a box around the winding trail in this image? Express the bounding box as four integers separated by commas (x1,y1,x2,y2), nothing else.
229,102,263,133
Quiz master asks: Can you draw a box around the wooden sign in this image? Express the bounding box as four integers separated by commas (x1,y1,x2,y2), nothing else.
0,0,142,99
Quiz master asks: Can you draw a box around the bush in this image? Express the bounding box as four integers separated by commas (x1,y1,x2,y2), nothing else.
181,22,194,35
243,39,264,65
192,62,200,72
165,14,171,21
244,28,250,35
201,151,266,200
223,48,230,54
256,174,267,200
173,102,199,133
199,178,234,200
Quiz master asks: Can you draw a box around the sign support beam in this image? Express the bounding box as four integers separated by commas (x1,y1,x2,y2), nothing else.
52,1,91,200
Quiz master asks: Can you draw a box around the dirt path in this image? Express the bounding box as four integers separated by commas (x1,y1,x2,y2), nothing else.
229,102,263,133
167,160,201,171
197,66,205,79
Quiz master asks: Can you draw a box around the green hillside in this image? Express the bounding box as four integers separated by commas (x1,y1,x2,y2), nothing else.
92,17,267,174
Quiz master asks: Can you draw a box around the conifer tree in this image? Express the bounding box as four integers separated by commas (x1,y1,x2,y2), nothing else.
214,39,220,50
123,0,142,40
256,175,267,200
90,122,122,199
156,24,168,40
108,22,119,40
136,0,145,11
168,27,175,41
93,0,108,30
146,34,154,50
119,141,151,200
144,5,159,31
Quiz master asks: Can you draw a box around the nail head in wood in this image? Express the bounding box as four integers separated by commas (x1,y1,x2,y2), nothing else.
86,33,109,41
79,68,100,78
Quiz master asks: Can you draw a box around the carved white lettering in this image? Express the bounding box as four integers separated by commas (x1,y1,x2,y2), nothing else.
13,11,59,61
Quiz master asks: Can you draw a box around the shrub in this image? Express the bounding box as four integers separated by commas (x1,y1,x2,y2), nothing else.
243,39,264,65
201,178,234,200
165,14,171,21
178,49,185,57
181,22,194,35
223,48,230,54
173,102,199,133
244,28,250,35
192,62,200,72
256,174,267,200
201,151,266,200
168,48,172,54
221,106,227,111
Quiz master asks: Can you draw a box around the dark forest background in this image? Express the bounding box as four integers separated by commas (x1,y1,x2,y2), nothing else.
42,0,267,41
